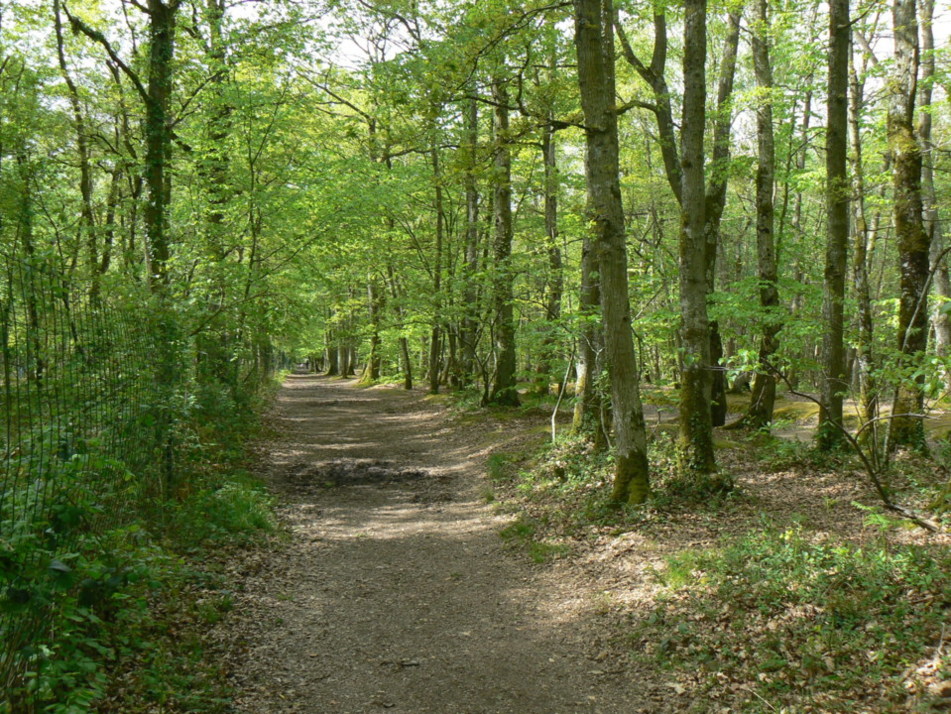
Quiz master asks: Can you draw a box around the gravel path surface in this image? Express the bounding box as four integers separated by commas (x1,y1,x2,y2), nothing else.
219,374,660,714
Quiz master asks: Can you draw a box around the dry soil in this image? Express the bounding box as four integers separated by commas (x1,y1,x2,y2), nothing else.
219,374,665,714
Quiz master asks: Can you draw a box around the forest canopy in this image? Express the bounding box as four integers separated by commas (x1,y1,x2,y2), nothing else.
1,0,950,497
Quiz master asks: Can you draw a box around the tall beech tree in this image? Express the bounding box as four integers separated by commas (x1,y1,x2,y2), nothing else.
887,0,930,450
740,0,779,430
573,0,649,504
920,0,950,384
618,5,740,445
16,0,951,513
676,0,717,476
818,0,850,450
488,75,520,406
849,41,879,430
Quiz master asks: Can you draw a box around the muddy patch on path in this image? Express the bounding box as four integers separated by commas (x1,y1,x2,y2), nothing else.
279,458,455,506
287,458,428,489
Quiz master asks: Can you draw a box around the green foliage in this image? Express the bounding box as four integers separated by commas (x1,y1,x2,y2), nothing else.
498,515,569,563
486,452,520,482
645,431,738,505
168,472,275,548
637,527,951,710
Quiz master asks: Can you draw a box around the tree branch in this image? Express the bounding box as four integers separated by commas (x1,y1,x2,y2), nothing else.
63,3,149,104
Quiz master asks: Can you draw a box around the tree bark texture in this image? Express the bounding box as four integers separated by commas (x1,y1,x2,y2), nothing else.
919,0,951,389
704,11,741,427
744,0,780,430
818,0,850,450
574,0,650,504
677,0,717,475
488,77,520,406
572,234,606,449
887,0,930,450
849,56,878,431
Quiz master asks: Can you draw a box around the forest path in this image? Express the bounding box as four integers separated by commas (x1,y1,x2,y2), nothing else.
220,374,660,714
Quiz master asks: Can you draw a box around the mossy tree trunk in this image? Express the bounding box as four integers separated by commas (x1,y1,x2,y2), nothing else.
571,234,606,449
818,0,850,450
849,47,878,432
573,0,650,504
887,0,930,451
920,0,951,392
676,0,717,476
743,0,780,430
488,76,519,407
703,11,741,428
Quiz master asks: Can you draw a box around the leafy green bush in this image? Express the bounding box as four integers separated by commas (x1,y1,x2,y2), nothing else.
170,474,275,547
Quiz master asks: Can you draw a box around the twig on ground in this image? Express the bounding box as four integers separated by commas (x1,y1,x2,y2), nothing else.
761,360,940,533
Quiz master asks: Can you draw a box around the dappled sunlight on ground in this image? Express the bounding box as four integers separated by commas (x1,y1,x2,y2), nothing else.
215,374,659,713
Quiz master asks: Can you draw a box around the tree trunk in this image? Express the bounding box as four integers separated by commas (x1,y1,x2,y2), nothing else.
817,0,850,450
920,0,951,389
743,0,780,430
849,52,878,431
488,77,519,406
574,0,650,504
572,234,606,449
534,118,563,395
338,342,351,378
676,0,717,476
360,277,383,383
428,144,444,394
887,0,930,451
325,326,339,375
460,93,480,386
54,0,98,297
386,264,413,389
704,11,741,427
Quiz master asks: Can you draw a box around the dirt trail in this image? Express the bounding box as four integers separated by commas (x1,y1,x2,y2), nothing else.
221,374,658,714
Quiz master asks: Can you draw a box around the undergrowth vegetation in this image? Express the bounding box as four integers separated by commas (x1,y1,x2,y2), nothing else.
1,382,279,714
484,416,951,712
639,528,951,711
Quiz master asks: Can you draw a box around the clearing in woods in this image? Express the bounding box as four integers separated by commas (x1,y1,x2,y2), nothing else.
217,374,665,713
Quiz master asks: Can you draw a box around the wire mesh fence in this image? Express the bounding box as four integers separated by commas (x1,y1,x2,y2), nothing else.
0,256,166,696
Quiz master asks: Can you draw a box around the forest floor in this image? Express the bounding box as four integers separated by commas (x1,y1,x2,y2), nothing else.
212,373,951,714
212,373,661,713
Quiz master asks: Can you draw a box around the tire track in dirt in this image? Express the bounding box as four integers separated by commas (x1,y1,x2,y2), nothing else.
221,374,659,714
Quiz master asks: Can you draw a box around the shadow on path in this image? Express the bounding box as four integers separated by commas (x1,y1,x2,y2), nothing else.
224,375,654,714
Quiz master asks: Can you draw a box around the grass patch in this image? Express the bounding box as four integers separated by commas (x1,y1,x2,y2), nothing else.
634,527,951,711
487,452,520,482
499,516,570,563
